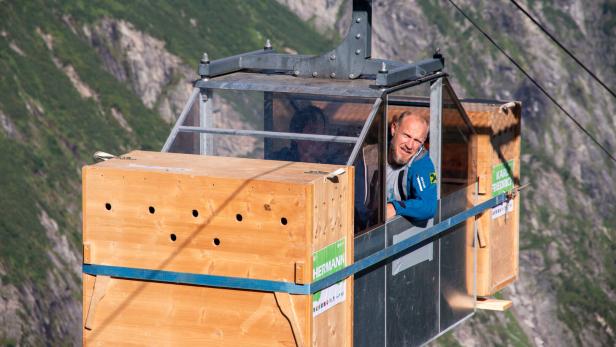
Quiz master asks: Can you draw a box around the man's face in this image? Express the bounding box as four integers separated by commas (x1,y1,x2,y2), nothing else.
390,115,428,166
297,119,327,162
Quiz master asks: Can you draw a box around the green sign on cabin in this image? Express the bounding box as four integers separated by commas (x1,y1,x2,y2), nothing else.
492,160,515,196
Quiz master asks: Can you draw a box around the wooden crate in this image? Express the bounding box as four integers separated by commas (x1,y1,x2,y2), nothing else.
82,151,354,346
462,101,521,297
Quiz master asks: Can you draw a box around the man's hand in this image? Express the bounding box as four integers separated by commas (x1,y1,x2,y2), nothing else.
386,202,396,219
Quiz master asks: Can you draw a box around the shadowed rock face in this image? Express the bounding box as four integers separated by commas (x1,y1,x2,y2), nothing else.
276,0,347,38
85,18,179,109
84,18,194,124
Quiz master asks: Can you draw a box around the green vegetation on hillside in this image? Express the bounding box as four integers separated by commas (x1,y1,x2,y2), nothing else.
0,0,332,293
0,1,168,286
60,0,333,62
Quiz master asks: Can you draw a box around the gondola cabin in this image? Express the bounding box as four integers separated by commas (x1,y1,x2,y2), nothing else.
82,1,521,346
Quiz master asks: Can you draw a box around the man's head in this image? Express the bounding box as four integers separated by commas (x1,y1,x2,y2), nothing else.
389,112,429,166
290,106,327,162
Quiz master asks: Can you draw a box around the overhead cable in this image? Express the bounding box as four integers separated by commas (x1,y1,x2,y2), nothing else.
446,0,616,163
509,0,616,100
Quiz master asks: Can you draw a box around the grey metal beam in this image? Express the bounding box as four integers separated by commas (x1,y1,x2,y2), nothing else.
429,77,443,203
162,87,200,152
199,49,273,77
383,72,447,95
177,126,359,144
241,53,312,71
196,72,383,98
346,97,383,165
376,59,443,86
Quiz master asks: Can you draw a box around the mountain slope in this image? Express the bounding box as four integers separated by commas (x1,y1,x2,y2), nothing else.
0,1,331,345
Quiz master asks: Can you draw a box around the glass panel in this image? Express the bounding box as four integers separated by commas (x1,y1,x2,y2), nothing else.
210,90,265,130
203,134,265,159
169,131,200,154
167,89,377,163
167,91,200,154
439,189,475,326
388,81,431,98
439,80,477,331
441,84,475,200
267,93,373,164
353,108,385,235
353,225,386,347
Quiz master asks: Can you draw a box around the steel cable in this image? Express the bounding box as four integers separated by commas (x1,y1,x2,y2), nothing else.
446,0,616,163
509,0,616,100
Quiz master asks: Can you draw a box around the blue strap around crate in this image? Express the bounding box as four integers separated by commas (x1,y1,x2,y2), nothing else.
83,194,507,295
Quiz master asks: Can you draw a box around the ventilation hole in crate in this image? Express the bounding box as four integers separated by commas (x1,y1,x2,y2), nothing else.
105,203,112,211
213,238,220,246
192,209,199,217
281,217,288,225
148,206,155,214
170,233,177,242
236,214,243,222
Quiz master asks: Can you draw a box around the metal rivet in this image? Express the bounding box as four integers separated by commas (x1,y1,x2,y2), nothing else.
349,74,355,79
330,72,336,78
355,33,361,39
293,70,300,76
379,62,388,73
355,49,361,55
330,54,336,60
356,17,361,23
312,71,318,77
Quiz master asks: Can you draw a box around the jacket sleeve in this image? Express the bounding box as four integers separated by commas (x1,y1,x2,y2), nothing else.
390,157,437,221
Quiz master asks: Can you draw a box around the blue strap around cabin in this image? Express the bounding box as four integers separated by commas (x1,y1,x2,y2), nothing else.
83,194,507,295
82,263,311,294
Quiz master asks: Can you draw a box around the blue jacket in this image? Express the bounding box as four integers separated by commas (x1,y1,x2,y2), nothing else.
389,152,437,222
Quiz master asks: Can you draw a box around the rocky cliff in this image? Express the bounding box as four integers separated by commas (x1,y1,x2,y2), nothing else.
333,1,615,346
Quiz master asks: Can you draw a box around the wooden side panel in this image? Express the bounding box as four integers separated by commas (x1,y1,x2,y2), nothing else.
83,277,307,347
489,116,521,291
311,167,354,347
83,152,355,346
83,167,309,283
464,102,521,296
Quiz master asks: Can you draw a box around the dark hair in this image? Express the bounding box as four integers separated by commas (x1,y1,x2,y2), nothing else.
289,105,327,133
